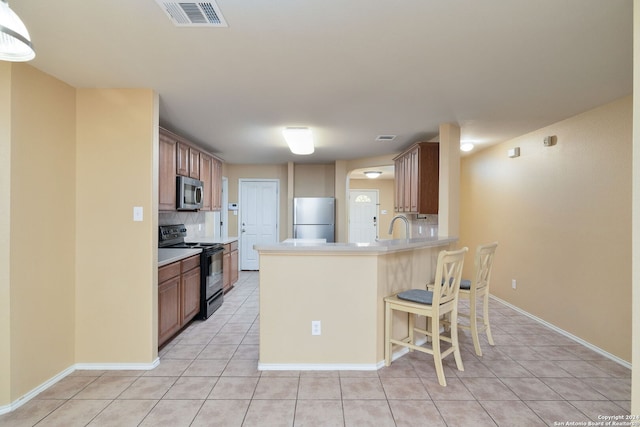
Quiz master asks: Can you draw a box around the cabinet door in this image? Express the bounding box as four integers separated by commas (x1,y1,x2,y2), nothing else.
199,153,212,211
159,133,177,211
418,142,439,214
394,157,404,212
189,147,200,179
222,250,231,293
403,154,412,212
158,276,181,346
211,158,222,211
177,142,190,177
409,148,419,212
230,249,238,286
181,266,201,325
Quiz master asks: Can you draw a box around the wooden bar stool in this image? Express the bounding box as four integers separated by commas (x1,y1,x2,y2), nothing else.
458,242,498,356
384,247,468,386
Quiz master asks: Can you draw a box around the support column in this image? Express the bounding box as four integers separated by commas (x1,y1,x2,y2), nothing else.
438,123,461,238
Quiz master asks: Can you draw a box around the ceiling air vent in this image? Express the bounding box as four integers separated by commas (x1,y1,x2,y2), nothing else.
155,1,228,27
376,135,396,142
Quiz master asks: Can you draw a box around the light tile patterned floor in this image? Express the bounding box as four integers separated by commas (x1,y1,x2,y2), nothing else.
0,271,631,426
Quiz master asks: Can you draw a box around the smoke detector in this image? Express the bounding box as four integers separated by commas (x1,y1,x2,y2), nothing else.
155,1,228,27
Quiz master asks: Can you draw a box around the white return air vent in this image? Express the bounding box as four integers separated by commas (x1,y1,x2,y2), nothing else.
155,1,228,27
376,135,396,142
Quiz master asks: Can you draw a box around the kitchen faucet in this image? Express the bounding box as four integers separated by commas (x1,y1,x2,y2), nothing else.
388,215,410,238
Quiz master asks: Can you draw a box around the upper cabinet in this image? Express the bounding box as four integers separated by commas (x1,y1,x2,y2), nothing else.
211,156,222,211
159,127,223,212
159,132,177,211
393,142,439,215
176,142,201,179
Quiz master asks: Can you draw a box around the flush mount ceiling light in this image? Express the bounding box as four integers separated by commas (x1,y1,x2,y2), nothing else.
283,127,314,155
460,142,474,152
364,171,382,179
0,0,34,62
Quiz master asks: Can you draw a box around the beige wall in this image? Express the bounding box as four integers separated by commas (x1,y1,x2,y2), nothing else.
75,89,158,363
1,64,77,403
293,164,335,197
632,0,640,412
1,66,160,408
0,62,10,406
460,96,632,362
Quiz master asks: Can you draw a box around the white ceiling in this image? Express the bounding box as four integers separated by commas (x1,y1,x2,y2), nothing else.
12,0,632,164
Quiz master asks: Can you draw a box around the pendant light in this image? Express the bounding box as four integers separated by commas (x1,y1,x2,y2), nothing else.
0,0,35,62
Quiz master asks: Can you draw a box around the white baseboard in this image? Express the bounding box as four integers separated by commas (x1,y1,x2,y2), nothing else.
0,358,160,415
74,358,160,371
490,295,631,370
258,362,380,371
0,365,76,415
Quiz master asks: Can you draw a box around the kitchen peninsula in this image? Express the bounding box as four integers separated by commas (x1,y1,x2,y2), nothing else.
254,236,457,370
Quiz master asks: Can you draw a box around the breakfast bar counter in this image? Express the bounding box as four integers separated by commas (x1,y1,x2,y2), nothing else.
254,236,458,370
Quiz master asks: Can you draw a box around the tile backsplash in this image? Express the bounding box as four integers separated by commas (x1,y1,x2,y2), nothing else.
159,211,216,238
410,214,438,238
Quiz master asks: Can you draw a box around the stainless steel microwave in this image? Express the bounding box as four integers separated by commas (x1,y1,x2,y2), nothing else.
176,176,204,210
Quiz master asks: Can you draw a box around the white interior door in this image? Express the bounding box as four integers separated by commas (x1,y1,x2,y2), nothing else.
349,190,379,243
239,179,279,270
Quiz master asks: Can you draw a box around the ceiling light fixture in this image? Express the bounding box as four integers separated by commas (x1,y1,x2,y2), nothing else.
283,127,314,155
460,142,474,152
0,0,35,62
364,171,382,179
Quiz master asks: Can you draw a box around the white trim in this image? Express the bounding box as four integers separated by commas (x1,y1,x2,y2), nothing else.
258,339,427,372
0,359,160,415
259,362,380,371
0,365,75,415
74,358,160,371
491,295,631,370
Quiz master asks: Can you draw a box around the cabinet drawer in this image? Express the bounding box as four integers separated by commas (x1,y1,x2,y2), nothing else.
159,262,181,283
229,240,238,252
223,243,230,254
181,254,200,272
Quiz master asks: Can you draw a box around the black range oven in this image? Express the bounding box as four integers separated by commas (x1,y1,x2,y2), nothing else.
159,224,224,319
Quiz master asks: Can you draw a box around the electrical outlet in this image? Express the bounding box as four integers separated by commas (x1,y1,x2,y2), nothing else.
512,279,517,289
311,320,321,336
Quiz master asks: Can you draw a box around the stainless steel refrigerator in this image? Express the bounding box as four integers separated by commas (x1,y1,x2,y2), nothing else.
293,197,335,242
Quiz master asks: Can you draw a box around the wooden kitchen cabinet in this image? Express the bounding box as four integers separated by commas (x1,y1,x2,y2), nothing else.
189,147,200,179
211,157,222,211
222,240,239,294
177,142,201,179
393,142,439,215
158,262,181,345
200,153,213,211
159,127,223,212
176,141,190,177
181,256,201,325
159,131,177,211
158,254,201,347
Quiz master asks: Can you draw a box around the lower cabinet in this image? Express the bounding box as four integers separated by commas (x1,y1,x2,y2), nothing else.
158,255,201,347
222,240,239,294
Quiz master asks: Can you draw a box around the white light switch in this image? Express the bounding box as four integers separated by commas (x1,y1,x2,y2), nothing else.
133,206,143,222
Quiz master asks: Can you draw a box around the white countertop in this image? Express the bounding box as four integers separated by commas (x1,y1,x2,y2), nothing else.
184,237,238,245
254,236,457,254
158,248,202,267
158,237,239,267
